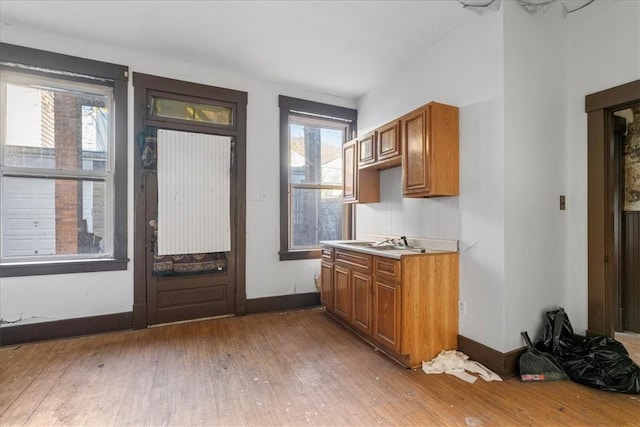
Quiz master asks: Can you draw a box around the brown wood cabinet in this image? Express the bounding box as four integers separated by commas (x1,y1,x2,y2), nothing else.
357,121,402,170
320,247,334,311
321,245,459,368
352,270,373,334
373,278,401,351
376,120,402,165
357,132,376,167
343,140,357,201
344,101,457,204
401,102,459,197
334,264,351,321
343,138,379,204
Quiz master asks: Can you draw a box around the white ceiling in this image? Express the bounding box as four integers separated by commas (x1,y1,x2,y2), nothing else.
0,1,477,99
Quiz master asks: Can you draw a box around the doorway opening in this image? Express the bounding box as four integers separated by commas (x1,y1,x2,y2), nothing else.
586,80,640,339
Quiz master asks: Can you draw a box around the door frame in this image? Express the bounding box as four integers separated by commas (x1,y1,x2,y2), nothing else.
132,73,248,329
586,79,640,337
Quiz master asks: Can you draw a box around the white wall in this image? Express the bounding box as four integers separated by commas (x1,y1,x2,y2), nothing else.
0,26,355,325
503,0,569,350
565,0,640,333
356,10,507,350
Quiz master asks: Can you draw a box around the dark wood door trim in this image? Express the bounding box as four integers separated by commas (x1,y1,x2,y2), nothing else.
132,73,247,329
586,79,640,337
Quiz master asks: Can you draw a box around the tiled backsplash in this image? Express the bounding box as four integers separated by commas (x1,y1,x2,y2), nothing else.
355,168,460,240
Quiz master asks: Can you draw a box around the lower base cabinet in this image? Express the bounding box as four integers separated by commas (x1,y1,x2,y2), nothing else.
333,264,351,321
320,245,459,368
372,279,401,352
352,271,373,335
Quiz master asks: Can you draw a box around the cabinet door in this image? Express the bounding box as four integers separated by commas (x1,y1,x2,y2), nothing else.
334,264,351,321
373,279,402,352
351,271,373,334
401,107,430,196
358,132,376,167
343,139,380,204
320,261,334,311
343,140,357,201
377,120,401,162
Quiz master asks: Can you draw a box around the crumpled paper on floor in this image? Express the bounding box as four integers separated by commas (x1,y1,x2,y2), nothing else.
422,350,503,384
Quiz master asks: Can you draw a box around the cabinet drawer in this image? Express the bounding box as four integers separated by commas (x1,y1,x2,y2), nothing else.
335,250,372,272
321,246,334,261
374,257,401,283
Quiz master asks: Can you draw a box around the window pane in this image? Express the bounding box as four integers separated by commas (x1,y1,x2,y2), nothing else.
151,96,233,126
291,187,343,248
4,83,110,171
289,123,344,185
2,177,110,258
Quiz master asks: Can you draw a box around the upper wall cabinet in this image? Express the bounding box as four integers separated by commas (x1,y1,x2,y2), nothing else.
401,102,459,198
358,120,402,170
357,131,376,167
343,139,380,204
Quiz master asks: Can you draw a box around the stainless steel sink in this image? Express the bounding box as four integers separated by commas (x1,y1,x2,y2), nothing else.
341,241,413,251
341,241,377,247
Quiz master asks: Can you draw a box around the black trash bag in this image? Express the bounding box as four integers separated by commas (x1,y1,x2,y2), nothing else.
535,307,640,394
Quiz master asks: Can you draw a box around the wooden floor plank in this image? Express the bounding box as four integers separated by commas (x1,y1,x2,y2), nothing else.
1,308,638,426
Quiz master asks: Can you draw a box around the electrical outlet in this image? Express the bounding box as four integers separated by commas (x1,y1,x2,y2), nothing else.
458,300,467,315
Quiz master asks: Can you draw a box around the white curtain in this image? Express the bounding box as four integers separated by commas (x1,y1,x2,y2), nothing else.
157,129,231,255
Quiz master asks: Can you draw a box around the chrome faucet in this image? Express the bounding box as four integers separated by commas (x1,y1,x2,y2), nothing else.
375,236,409,247
375,237,396,247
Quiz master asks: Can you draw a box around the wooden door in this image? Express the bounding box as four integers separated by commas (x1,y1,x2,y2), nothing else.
351,270,372,334
373,279,402,352
145,160,236,325
334,264,351,321
132,73,247,329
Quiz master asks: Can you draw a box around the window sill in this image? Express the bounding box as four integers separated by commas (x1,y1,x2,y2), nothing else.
279,249,321,261
0,258,129,277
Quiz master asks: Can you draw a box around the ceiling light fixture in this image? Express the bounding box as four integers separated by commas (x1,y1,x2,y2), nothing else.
457,0,501,15
457,0,596,16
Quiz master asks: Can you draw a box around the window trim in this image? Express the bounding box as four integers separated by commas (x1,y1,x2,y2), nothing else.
278,95,357,261
0,43,128,277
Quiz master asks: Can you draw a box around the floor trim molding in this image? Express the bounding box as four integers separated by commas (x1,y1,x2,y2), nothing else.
457,335,526,379
0,312,132,346
246,292,320,314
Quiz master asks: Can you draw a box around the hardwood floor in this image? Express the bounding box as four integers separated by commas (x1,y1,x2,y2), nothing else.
1,308,638,426
616,332,640,366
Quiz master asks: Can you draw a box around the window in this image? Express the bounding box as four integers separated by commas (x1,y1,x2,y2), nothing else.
149,93,234,127
0,43,128,276
279,96,357,260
